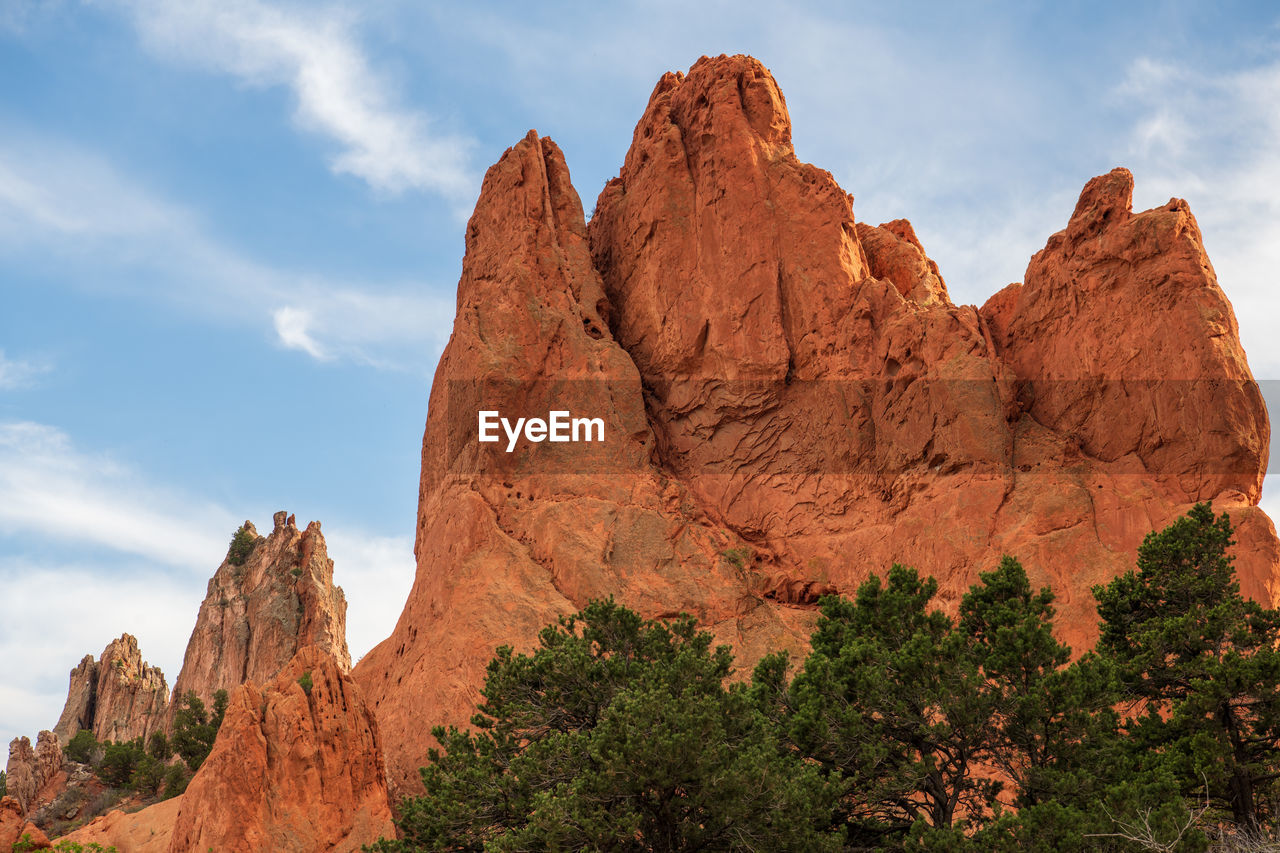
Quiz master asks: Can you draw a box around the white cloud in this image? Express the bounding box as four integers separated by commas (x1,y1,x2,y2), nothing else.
0,133,455,368
1116,55,1280,377
0,349,51,389
273,305,328,360
117,0,475,198
324,528,415,665
0,421,235,570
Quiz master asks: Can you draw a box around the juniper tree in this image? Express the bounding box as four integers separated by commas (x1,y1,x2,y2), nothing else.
1094,502,1280,832
374,598,842,852
767,565,1000,845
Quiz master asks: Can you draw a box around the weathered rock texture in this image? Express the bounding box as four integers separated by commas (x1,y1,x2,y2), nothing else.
0,796,50,850
51,656,96,745
6,738,37,815
56,795,180,853
5,732,61,817
167,512,350,731
353,54,1277,799
167,646,394,852
50,635,168,746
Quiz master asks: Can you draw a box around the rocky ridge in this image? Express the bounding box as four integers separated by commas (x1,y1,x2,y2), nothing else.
165,511,351,730
50,634,168,747
62,646,394,853
352,54,1277,798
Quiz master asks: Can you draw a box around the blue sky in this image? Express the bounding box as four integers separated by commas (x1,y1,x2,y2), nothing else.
2,1,1279,747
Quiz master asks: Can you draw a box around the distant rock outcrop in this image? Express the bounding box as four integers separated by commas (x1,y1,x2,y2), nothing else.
5,732,61,817
50,656,95,745
166,512,350,731
167,646,394,852
50,634,168,746
353,54,1277,800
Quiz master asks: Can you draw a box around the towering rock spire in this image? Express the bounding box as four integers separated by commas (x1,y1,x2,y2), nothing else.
167,512,350,729
50,634,167,746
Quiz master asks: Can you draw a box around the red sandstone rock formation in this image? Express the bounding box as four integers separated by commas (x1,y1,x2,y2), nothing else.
93,635,168,744
166,646,394,852
5,738,37,815
51,656,95,745
56,796,180,853
167,512,350,730
352,54,1276,800
5,732,62,817
50,635,168,746
0,796,50,850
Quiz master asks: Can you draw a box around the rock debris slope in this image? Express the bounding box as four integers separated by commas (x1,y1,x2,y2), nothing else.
353,54,1276,799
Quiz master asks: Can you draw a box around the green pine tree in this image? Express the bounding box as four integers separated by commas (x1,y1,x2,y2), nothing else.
769,564,999,845
1094,502,1280,832
373,598,842,852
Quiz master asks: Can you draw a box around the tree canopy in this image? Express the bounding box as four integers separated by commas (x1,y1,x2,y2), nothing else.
374,504,1280,852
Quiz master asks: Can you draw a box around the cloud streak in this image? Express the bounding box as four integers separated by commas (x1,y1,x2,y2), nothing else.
118,0,475,198
0,421,234,569
0,132,455,367
1115,54,1280,377
0,350,51,389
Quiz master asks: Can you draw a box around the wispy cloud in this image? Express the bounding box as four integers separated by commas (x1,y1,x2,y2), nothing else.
0,132,455,367
0,350,51,389
273,306,329,360
1115,54,1280,377
0,421,234,569
116,0,475,198
0,419,416,745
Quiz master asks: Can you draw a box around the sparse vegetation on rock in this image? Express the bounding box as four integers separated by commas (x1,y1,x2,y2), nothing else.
226,524,256,566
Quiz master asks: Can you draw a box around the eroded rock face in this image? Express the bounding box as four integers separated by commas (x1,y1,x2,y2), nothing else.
93,635,168,744
167,646,394,853
6,738,37,815
50,635,169,747
167,513,350,730
354,128,808,795
4,732,61,818
0,796,50,850
354,54,1277,800
55,796,180,853
51,656,96,745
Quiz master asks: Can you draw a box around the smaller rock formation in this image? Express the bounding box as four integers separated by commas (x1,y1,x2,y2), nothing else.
0,797,50,850
166,513,350,732
167,646,394,852
51,635,168,746
6,738,37,815
4,732,62,817
94,635,169,744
